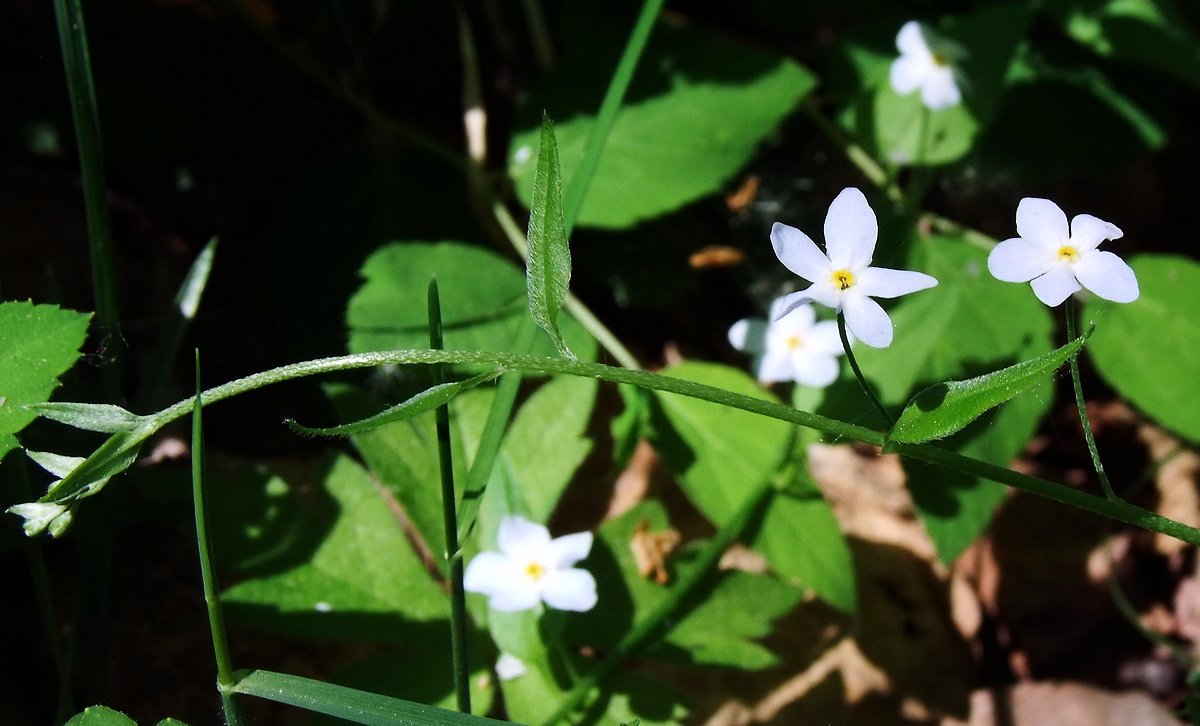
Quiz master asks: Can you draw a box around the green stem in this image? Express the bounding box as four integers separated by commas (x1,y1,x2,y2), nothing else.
837,313,894,427
191,352,243,725
561,0,665,237
521,0,555,70
53,0,121,395
540,478,776,726
49,348,1200,546
1065,298,1117,500
925,213,997,251
801,100,904,206
428,281,471,713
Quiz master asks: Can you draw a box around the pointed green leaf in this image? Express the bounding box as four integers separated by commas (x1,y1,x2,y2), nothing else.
525,114,573,358
890,330,1091,445
28,402,145,433
231,669,507,726
0,301,91,462
287,371,500,438
64,706,136,726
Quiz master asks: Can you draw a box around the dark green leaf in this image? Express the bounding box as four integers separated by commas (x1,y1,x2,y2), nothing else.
890,331,1089,444
526,114,573,357
288,371,500,438
64,706,136,726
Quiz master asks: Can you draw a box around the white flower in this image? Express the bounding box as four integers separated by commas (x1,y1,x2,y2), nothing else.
987,197,1139,307
495,653,527,681
772,188,939,348
464,516,597,612
889,21,961,111
728,298,845,387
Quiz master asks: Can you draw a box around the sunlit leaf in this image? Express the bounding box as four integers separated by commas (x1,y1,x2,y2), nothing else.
526,114,573,357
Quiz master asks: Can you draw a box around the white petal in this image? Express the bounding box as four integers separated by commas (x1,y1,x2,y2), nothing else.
1030,266,1082,307
464,551,519,596
775,287,839,318
790,353,840,388
890,55,928,95
487,582,544,612
1016,198,1069,248
988,237,1051,282
771,222,829,282
495,653,527,681
1073,250,1139,303
775,300,815,330
549,531,593,569
6,502,67,537
858,267,938,298
824,188,878,270
1070,214,1123,252
728,318,767,353
896,20,931,56
807,320,846,355
757,350,795,383
842,295,893,348
539,568,598,612
497,516,550,558
920,68,961,110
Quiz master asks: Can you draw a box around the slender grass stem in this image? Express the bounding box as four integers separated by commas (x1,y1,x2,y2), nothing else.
428,281,471,713
539,478,776,726
837,313,894,427
561,0,666,237
53,0,121,394
521,0,555,70
48,348,1200,546
801,101,904,206
1065,299,1117,500
191,352,243,725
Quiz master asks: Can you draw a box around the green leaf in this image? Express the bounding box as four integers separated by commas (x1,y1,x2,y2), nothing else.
231,669,508,726
288,371,501,438
565,500,800,670
890,331,1090,444
27,402,145,433
0,301,91,462
1085,254,1200,441
509,18,815,228
526,114,573,357
647,362,854,610
64,706,136,726
1049,0,1200,89
221,453,449,640
347,241,595,362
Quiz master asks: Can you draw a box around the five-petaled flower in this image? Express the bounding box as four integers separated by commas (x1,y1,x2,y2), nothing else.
772,187,939,348
728,298,845,387
889,21,962,111
987,197,1139,307
464,516,597,612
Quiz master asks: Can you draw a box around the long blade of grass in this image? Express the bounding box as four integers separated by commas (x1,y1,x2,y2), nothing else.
230,669,508,725
52,0,120,393
136,238,218,411
191,351,243,725
526,115,573,357
560,0,666,236
428,280,471,713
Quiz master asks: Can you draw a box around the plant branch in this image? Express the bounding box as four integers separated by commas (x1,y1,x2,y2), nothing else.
1066,298,1117,499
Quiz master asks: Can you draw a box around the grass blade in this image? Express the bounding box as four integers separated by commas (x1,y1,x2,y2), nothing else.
230,669,508,725
191,351,243,725
526,114,573,358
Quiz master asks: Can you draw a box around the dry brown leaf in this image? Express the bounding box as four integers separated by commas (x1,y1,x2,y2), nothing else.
630,517,681,585
941,681,1182,726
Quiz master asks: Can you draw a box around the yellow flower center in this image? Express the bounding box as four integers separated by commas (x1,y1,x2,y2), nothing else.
831,269,856,291
1057,245,1079,263
932,52,950,67
785,334,803,351
524,562,546,581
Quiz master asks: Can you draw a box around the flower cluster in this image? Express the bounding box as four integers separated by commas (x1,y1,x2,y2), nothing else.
728,298,845,387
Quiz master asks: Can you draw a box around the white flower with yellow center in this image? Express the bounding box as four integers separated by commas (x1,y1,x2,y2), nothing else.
987,197,1139,307
772,187,939,348
464,516,597,612
889,21,962,111
728,298,845,387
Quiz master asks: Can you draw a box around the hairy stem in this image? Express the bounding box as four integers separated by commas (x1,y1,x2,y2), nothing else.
837,313,895,427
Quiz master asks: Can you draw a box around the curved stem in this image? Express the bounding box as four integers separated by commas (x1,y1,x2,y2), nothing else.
837,313,894,427
43,348,1200,546
1065,298,1117,500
